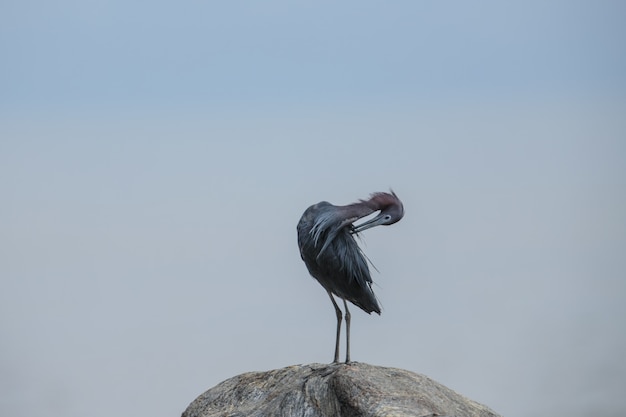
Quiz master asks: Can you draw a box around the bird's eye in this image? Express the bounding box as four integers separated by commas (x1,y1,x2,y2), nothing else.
384,215,392,222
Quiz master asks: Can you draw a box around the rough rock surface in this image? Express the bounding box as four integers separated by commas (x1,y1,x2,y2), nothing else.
182,362,501,417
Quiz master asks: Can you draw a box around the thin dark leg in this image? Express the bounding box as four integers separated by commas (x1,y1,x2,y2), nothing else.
327,291,342,363
343,299,351,363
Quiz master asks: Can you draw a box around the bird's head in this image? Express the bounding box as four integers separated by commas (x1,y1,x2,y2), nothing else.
353,191,404,233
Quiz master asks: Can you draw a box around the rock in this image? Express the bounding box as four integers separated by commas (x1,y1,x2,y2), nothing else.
182,362,501,417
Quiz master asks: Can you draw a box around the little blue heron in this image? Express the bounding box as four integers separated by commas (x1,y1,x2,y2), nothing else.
297,191,404,363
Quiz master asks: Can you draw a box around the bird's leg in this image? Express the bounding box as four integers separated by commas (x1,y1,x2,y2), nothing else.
327,291,342,363
343,299,351,363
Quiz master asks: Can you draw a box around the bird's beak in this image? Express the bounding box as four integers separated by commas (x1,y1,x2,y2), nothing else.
352,214,387,233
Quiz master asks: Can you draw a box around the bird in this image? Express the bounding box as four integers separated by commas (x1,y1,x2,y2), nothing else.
297,191,404,363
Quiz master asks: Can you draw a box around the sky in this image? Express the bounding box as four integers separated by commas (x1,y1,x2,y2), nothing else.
1,1,625,417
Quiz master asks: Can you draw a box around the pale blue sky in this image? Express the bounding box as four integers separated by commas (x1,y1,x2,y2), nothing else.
1,2,625,417
2,1,624,111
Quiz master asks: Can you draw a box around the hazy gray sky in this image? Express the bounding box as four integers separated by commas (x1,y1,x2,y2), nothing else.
1,2,625,417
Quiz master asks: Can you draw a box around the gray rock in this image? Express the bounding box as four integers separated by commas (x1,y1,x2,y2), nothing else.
182,362,501,417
